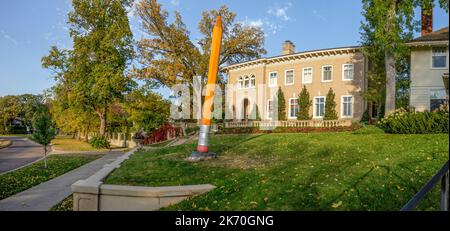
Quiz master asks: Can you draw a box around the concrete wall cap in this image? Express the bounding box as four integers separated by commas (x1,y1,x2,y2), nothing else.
100,184,216,197
72,180,102,194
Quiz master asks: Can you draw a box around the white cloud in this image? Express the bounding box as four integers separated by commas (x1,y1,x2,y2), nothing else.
1,30,18,45
267,2,292,21
241,17,264,28
240,17,284,36
170,0,180,7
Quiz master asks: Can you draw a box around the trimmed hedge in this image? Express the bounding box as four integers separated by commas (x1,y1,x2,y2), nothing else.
89,136,110,149
216,123,361,134
377,107,449,134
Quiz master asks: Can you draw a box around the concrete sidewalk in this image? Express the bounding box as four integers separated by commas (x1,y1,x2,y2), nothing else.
0,152,124,211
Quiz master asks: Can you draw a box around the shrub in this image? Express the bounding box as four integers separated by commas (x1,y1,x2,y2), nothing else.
89,136,110,149
324,88,338,120
377,106,449,134
276,87,287,120
297,86,312,120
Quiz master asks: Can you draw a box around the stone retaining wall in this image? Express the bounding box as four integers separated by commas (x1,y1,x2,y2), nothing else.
71,148,215,211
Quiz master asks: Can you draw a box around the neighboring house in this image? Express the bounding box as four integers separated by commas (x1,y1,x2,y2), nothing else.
223,41,368,121
407,9,449,112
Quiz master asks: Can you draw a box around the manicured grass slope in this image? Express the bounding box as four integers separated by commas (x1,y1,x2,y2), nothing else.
105,127,448,211
51,136,109,152
0,154,103,200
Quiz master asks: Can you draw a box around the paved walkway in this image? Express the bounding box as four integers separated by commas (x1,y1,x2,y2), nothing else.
0,136,43,174
0,152,123,211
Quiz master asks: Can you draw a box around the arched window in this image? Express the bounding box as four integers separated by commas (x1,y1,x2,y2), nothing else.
250,75,256,87
244,76,250,88
238,77,243,89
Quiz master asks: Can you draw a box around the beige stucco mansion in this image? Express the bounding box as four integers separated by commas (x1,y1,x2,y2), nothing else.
223,20,448,122
223,41,368,121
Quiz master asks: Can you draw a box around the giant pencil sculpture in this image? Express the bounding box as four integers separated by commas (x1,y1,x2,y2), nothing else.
190,16,223,160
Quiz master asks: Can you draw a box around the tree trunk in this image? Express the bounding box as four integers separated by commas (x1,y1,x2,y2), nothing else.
83,128,88,142
44,145,48,169
384,52,396,117
97,108,107,137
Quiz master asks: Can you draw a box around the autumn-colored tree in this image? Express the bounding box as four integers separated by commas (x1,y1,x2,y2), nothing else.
134,0,266,87
297,86,312,120
324,88,338,120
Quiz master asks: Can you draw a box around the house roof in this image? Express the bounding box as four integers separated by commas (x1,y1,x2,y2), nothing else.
408,27,449,46
222,46,361,72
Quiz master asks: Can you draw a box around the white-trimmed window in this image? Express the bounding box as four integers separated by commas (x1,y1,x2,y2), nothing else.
289,98,299,119
285,69,294,85
342,64,354,81
244,76,250,88
269,72,277,87
250,75,256,87
267,99,274,119
322,65,333,82
432,47,448,68
302,67,313,84
341,95,353,118
430,89,447,111
238,77,243,89
313,96,325,118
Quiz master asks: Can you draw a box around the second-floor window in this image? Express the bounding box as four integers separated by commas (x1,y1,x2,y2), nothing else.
342,64,354,81
269,72,277,87
238,75,255,89
322,65,333,82
432,47,447,68
244,76,250,88
302,67,313,84
285,70,294,85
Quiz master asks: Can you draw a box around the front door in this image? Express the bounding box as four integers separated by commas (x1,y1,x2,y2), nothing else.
243,98,249,121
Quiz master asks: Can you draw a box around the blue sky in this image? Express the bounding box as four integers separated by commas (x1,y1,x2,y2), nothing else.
0,0,448,97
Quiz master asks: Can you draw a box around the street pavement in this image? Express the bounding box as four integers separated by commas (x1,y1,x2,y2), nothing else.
0,136,43,174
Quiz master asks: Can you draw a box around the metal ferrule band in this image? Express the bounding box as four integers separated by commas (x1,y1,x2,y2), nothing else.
197,125,210,146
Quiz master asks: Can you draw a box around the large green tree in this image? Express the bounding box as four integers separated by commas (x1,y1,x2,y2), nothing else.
122,87,170,132
361,0,449,117
42,0,134,137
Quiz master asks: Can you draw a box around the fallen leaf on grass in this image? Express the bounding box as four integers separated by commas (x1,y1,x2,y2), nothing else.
331,201,343,208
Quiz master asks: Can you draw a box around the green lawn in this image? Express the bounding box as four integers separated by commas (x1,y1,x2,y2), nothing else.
50,195,73,211
0,154,103,200
51,136,110,152
105,126,449,211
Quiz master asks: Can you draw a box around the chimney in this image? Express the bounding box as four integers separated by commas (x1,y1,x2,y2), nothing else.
282,40,295,55
421,3,433,36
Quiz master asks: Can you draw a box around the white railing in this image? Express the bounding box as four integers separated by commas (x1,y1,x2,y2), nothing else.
224,120,352,128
